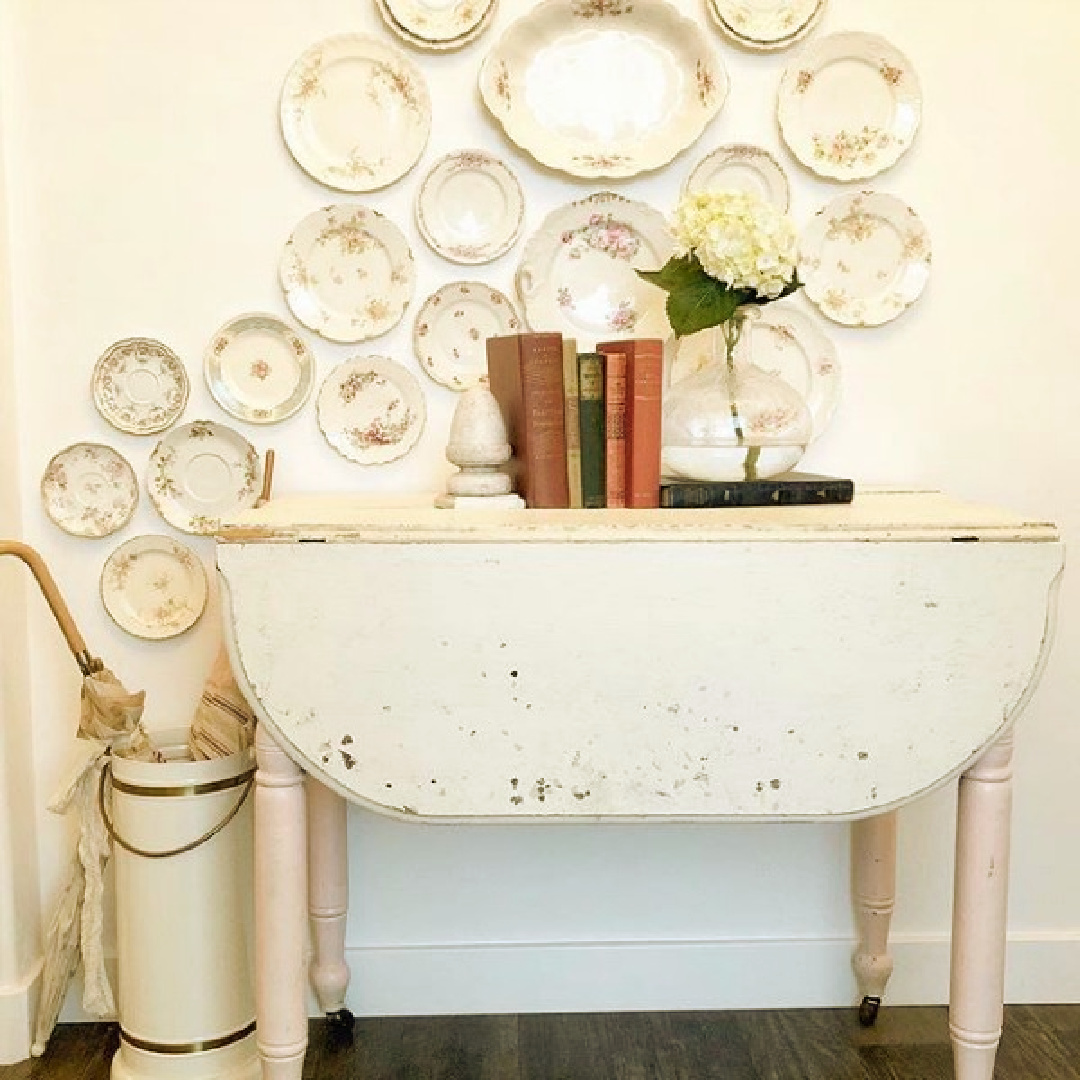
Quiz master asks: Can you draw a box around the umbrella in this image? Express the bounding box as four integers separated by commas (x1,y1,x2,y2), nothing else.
0,541,150,1055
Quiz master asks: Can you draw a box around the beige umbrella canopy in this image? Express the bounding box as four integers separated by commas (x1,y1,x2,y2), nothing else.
0,541,152,1056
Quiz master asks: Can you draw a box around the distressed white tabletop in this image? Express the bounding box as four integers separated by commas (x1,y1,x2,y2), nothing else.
218,491,1062,822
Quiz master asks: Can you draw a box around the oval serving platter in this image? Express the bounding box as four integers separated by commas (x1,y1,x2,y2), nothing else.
479,0,728,180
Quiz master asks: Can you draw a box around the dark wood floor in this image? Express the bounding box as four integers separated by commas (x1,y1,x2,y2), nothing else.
4,1007,1080,1080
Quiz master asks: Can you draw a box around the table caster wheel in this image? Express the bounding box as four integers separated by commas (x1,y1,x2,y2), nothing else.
326,1008,355,1031
858,996,881,1027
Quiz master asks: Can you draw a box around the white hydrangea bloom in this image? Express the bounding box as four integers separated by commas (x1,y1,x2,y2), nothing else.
673,191,798,299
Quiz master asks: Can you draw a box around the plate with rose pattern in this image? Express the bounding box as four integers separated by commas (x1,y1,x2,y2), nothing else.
778,32,922,182
101,534,208,640
416,150,525,264
41,442,139,538
280,34,430,192
205,313,315,424
414,282,521,391
799,191,931,327
516,192,677,349
92,338,189,435
708,0,824,51
280,205,415,343
378,0,496,49
317,357,426,464
148,420,262,535
683,143,791,210
670,300,840,437
479,0,727,180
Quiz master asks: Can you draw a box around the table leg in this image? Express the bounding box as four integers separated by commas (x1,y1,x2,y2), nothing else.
851,811,897,1026
306,777,352,1021
950,729,1014,1080
255,724,309,1080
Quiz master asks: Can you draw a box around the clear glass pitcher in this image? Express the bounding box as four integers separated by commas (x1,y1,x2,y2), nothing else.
662,307,832,482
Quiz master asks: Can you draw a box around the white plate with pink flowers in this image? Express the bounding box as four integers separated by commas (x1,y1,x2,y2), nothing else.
683,143,791,211
415,150,525,265
280,205,415,344
778,32,922,182
799,191,932,327
414,282,521,391
708,0,824,52
148,420,262,535
317,356,426,464
92,337,189,435
41,442,139,538
205,313,315,424
280,34,430,192
101,534,208,640
516,192,677,349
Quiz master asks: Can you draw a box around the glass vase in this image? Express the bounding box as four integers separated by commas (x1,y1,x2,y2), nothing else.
661,308,813,482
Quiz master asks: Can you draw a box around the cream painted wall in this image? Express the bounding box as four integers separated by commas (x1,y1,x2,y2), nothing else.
0,4,42,1058
2,0,1079,1038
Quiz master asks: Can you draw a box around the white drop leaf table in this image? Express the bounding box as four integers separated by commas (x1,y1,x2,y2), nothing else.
217,491,1062,1080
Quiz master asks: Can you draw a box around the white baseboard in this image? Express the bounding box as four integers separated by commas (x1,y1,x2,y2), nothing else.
336,932,1080,1016
51,933,1080,1027
0,958,41,1064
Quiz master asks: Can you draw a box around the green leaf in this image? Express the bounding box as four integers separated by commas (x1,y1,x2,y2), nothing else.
636,253,710,294
666,278,742,338
637,254,803,337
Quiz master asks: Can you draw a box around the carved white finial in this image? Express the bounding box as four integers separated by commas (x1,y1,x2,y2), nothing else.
436,378,524,508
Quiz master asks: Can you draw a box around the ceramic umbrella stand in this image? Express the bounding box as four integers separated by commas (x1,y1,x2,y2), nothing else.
105,729,259,1080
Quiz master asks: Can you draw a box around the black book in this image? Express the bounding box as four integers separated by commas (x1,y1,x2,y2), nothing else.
660,473,854,509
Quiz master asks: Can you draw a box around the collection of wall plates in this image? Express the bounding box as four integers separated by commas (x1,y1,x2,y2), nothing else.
45,0,932,639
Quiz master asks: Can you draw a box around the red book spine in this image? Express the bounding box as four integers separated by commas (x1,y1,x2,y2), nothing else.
598,344,628,508
486,333,568,508
626,339,664,509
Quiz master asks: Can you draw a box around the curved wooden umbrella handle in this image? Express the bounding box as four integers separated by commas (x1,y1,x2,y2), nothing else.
0,540,101,675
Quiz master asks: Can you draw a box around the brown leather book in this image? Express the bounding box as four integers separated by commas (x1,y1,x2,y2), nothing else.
596,342,628,508
624,339,664,509
486,333,569,508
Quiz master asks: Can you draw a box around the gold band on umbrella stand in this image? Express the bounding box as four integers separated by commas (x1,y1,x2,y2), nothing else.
120,1020,257,1055
109,768,255,798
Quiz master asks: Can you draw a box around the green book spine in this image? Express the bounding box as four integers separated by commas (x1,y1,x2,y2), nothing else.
562,338,583,509
577,353,606,509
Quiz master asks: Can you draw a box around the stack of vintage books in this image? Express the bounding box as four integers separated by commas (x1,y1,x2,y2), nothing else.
486,332,663,509
485,332,854,510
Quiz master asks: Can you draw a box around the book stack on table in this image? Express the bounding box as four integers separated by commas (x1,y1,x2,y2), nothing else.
487,332,663,508
486,333,853,511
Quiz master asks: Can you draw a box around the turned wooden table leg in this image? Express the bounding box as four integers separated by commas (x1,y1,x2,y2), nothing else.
851,811,897,1026
255,724,309,1080
306,777,352,1024
950,729,1015,1080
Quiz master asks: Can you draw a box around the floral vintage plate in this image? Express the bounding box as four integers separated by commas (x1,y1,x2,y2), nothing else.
778,32,922,181
416,150,525,264
799,191,932,327
516,192,677,348
670,300,840,438
414,282,521,391
683,143,791,210
709,0,824,51
280,34,430,192
205,313,315,424
378,0,495,49
41,442,138,538
478,0,727,180
92,338,189,435
101,534,208,640
148,420,261,535
280,205,415,343
318,357,426,464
